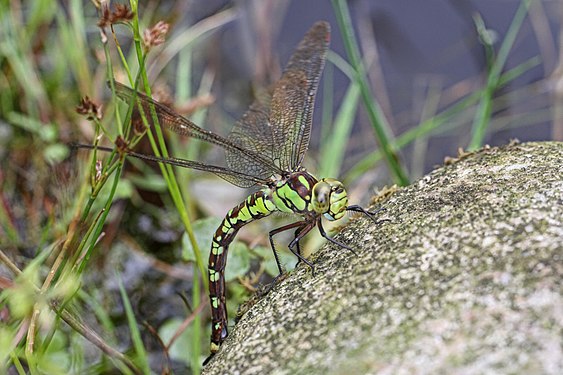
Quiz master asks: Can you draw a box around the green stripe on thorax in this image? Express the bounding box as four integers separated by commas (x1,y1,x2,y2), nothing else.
268,171,318,214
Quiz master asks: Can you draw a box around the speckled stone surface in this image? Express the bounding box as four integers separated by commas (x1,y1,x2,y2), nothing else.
202,141,562,375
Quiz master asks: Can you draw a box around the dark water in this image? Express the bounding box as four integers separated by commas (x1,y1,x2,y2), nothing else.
198,0,557,179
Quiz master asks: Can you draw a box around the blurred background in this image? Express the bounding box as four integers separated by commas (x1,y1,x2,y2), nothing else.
0,0,560,373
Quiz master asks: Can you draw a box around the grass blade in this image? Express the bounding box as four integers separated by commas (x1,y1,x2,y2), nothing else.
331,0,409,185
117,275,150,374
468,0,531,150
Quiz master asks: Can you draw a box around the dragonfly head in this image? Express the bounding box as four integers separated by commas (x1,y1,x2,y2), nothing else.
311,178,348,221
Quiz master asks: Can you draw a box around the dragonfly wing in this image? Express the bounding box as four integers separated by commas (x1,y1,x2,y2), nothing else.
226,21,329,173
226,95,278,179
269,70,308,171
272,21,330,171
112,81,282,187
121,148,266,188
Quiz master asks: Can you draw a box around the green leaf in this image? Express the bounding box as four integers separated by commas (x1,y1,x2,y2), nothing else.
127,172,168,192
0,327,15,368
252,245,298,277
181,217,252,280
37,331,70,374
181,217,221,262
38,123,57,142
159,318,194,365
224,242,251,282
109,179,134,200
117,275,150,374
43,143,69,164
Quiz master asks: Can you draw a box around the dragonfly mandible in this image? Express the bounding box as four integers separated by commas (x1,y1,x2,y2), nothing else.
81,21,384,363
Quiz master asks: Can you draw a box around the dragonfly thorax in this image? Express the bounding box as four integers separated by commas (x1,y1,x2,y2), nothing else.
311,178,349,221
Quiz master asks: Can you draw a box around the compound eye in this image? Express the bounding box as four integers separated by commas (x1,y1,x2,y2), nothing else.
333,186,344,194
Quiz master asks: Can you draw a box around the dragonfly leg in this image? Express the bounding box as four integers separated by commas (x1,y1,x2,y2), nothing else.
266,224,308,288
288,225,309,269
203,353,215,366
293,228,303,262
268,220,308,276
346,204,389,225
287,221,317,276
317,218,358,256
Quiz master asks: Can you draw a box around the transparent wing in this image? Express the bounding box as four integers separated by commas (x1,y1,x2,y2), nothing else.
227,21,330,172
112,81,283,187
275,21,330,171
75,144,266,188
226,94,276,177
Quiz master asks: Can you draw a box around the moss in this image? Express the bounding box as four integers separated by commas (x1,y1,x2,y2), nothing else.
203,142,563,375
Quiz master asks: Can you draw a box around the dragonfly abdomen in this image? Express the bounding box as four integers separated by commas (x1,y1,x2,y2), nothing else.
208,190,277,353
207,171,319,354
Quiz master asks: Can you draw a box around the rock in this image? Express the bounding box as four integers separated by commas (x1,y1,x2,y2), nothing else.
202,141,563,375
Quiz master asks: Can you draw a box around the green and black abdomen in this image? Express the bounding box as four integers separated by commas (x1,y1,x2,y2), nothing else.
208,190,277,352
207,171,319,353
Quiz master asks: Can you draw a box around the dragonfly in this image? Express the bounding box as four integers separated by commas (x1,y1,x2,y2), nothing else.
82,21,384,362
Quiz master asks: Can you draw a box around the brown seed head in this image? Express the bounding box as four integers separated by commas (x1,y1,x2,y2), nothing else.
143,21,169,50
132,115,147,136
115,135,128,152
98,3,134,28
76,96,102,121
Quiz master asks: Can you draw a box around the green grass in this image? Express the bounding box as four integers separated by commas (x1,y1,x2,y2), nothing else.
0,0,545,373
468,0,532,150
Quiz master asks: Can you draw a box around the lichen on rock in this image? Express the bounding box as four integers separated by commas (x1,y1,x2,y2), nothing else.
202,141,563,375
